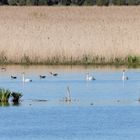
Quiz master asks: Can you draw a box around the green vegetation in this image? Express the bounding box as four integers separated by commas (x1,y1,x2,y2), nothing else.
11,92,22,103
0,0,140,5
0,88,22,104
0,53,140,65
0,89,11,102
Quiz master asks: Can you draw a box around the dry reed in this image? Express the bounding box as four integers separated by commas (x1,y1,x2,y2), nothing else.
0,6,140,65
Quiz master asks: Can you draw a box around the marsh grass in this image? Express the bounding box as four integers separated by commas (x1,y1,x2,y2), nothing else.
0,7,140,65
0,89,11,102
0,88,22,103
11,92,22,103
1,53,140,65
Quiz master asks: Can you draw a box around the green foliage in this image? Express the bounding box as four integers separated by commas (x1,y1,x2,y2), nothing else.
19,0,26,5
0,88,22,104
128,56,140,64
60,0,71,5
135,0,140,5
26,0,38,5
96,0,109,5
0,89,11,102
126,0,140,5
84,0,94,5
38,0,47,5
112,0,126,5
1,0,140,5
8,0,18,5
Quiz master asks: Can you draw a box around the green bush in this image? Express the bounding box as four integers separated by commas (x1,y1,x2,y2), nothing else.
26,0,38,5
8,0,18,5
128,56,140,64
19,0,26,5
38,0,47,5
0,89,11,102
112,0,126,5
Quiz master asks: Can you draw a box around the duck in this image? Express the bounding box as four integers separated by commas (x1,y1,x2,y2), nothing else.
122,69,128,81
39,75,46,79
86,73,96,81
49,72,58,76
22,72,32,82
11,76,17,79
1,67,6,71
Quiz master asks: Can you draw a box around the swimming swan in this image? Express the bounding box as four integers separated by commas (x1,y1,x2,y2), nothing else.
22,73,32,82
86,73,96,81
122,70,128,81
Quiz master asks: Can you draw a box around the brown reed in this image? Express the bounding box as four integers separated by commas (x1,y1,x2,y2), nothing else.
0,6,140,65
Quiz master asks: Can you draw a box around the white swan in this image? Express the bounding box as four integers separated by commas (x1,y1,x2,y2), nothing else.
86,73,95,81
22,73,32,83
122,70,128,81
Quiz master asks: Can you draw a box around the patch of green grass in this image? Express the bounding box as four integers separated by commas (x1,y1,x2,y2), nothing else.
0,89,11,102
127,56,140,64
0,88,22,104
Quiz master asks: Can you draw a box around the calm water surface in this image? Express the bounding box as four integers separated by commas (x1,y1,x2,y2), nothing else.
0,65,140,140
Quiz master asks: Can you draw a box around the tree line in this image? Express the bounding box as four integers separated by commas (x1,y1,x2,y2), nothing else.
0,0,140,6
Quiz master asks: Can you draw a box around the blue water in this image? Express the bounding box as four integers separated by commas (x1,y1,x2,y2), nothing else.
0,66,140,140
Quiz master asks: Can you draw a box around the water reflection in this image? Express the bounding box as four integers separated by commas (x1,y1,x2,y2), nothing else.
0,102,10,107
0,102,21,107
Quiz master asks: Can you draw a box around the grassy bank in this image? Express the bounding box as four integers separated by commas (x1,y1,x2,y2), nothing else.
0,6,140,65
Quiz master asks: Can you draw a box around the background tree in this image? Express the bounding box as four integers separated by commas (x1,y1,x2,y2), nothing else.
8,0,18,5
19,0,26,5
38,0,47,5
112,0,126,5
84,0,94,5
60,0,71,5
26,0,38,5
96,0,109,6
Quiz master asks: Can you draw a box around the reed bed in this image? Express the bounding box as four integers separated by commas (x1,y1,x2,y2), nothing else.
0,6,140,65
0,88,22,103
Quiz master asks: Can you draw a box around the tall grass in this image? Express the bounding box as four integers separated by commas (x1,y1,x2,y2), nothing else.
0,89,11,102
0,88,22,103
0,7,140,65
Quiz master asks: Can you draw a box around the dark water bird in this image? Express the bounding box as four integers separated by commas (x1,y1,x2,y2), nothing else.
11,76,17,79
90,103,94,106
39,75,46,79
122,69,128,81
1,67,6,71
49,72,58,76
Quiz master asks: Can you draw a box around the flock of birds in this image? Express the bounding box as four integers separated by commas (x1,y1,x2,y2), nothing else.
86,69,128,81
1,67,128,82
0,67,58,83
0,67,130,104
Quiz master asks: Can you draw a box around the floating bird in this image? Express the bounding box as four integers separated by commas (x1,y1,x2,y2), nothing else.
86,73,96,81
22,72,32,83
11,76,17,79
39,75,46,79
49,72,58,76
1,67,6,71
122,70,128,81
64,86,72,102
